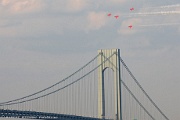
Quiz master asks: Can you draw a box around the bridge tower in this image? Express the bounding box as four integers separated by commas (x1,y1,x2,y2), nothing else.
98,49,122,120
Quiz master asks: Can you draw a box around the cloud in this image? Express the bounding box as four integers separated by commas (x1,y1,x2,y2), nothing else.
0,0,45,14
66,0,88,12
0,15,89,38
0,17,67,38
1,0,10,6
50,0,89,13
0,1,110,37
87,11,108,30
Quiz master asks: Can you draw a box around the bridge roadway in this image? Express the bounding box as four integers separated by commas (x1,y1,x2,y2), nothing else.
0,109,102,120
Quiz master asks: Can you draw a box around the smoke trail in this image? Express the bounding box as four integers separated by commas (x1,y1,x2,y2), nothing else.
141,4,180,9
139,23,180,27
131,4,180,17
158,4,180,8
127,11,180,17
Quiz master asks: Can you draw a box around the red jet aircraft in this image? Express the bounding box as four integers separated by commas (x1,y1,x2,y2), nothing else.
130,7,134,11
114,15,119,19
107,13,111,16
128,25,133,29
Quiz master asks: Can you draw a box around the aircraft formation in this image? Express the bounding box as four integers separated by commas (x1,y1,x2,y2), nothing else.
107,3,180,29
107,7,135,29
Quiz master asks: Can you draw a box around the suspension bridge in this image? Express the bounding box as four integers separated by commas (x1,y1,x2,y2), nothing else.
0,49,169,120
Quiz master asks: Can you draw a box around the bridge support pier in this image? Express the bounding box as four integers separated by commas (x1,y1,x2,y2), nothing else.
98,49,122,120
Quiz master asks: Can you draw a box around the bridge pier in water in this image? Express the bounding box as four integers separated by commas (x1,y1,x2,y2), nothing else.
97,49,122,120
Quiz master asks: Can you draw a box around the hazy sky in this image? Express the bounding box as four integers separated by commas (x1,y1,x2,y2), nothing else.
0,0,180,120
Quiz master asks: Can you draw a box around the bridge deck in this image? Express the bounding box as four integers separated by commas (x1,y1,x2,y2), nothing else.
0,109,102,120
